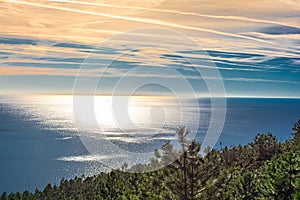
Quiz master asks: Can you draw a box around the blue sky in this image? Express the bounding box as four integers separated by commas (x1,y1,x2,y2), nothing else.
0,0,299,97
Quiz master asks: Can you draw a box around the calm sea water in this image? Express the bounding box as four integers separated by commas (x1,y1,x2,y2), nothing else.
0,95,299,193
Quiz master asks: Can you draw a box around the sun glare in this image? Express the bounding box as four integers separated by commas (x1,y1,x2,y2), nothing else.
24,95,180,136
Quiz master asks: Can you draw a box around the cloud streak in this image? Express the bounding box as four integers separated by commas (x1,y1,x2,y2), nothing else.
1,0,299,96
50,0,300,29
5,0,271,44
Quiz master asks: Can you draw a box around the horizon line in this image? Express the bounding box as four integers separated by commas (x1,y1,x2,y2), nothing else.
0,93,300,99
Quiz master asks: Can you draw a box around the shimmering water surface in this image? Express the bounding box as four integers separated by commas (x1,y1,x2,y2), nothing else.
0,95,299,192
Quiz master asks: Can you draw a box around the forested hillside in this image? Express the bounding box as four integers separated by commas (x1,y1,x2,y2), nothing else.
2,120,300,200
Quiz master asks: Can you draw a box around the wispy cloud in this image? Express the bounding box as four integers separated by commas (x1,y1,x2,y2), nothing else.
258,25,300,35
4,0,271,43
0,0,299,96
50,0,300,28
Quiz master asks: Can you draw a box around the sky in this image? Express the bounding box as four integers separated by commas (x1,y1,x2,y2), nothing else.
0,0,300,97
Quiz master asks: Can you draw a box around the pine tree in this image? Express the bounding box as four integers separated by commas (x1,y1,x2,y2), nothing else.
258,152,300,200
231,171,258,200
152,127,204,200
292,119,300,148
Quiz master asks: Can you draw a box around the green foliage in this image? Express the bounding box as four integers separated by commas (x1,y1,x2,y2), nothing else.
2,120,300,200
230,171,258,200
257,152,300,200
293,119,300,151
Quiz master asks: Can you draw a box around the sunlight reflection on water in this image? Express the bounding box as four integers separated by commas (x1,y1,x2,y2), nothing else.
2,95,207,161
5,95,202,141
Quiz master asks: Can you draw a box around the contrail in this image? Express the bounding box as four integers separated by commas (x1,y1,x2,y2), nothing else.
5,0,272,44
50,0,300,28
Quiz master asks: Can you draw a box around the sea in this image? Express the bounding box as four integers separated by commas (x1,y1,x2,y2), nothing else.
0,95,299,193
